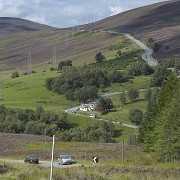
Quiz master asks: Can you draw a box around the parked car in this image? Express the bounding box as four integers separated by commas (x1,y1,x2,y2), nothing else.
89,114,96,118
58,155,73,165
24,156,39,164
71,111,76,114
117,121,122,125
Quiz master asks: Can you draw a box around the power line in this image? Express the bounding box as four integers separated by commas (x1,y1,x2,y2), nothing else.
0,72,2,105
52,46,57,67
122,139,124,167
72,28,75,38
27,51,32,75
64,33,69,46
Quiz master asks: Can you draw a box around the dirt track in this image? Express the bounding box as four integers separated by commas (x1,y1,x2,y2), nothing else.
0,159,82,168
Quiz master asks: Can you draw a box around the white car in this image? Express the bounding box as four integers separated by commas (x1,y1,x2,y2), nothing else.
58,155,73,165
117,121,122,125
89,114,96,118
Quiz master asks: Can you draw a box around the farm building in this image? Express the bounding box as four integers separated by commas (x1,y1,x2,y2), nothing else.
80,103,96,111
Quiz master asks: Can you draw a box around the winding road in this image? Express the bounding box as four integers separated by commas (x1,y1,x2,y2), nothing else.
65,88,158,129
65,31,159,129
107,31,158,66
124,33,158,66
65,89,152,129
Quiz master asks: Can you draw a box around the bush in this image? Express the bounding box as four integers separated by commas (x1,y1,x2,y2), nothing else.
50,67,56,71
11,71,19,78
0,164,8,174
146,38,161,52
127,88,139,102
126,62,154,76
58,61,72,70
128,109,143,125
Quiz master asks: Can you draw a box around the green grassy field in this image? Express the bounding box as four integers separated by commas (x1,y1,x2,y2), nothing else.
1,69,150,144
0,33,153,152
0,132,179,179
2,71,78,110
1,30,145,112
101,97,147,125
0,144,179,180
104,75,152,93
2,69,151,111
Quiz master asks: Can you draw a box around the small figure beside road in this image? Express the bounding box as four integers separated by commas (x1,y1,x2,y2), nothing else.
93,156,99,164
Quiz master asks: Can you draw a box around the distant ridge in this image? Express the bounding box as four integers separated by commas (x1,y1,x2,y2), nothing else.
0,17,56,32
85,0,180,60
0,1,179,70
85,0,179,32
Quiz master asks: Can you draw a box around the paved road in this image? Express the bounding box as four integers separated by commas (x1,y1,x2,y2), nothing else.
65,89,156,129
105,30,158,67
65,92,127,114
0,159,81,168
65,30,159,129
124,33,158,66
92,117,138,129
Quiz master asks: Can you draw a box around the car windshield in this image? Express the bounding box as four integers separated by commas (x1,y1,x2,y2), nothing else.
29,157,37,159
61,155,71,159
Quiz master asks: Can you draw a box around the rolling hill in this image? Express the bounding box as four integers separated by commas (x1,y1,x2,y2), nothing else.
85,0,180,61
0,17,55,32
0,0,179,70
0,21,138,71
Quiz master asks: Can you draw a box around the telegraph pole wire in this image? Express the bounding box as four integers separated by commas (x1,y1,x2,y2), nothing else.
52,46,57,68
64,32,69,46
0,71,2,105
27,51,32,75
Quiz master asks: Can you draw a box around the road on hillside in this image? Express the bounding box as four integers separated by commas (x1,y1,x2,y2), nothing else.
65,30,159,128
124,33,158,66
104,30,158,66
92,117,138,129
65,89,154,129
0,159,82,168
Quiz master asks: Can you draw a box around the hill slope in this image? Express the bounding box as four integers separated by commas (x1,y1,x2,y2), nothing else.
86,0,180,61
0,30,131,70
0,17,141,70
0,1,179,70
0,17,55,32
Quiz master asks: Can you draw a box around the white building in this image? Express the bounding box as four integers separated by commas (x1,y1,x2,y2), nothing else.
80,103,96,111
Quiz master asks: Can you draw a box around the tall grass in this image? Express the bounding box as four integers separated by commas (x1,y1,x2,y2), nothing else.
1,148,180,180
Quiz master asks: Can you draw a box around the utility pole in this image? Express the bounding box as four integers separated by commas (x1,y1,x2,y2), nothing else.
52,46,57,67
27,51,32,75
65,33,69,46
0,72,2,105
50,135,55,180
45,129,47,145
72,28,75,38
44,129,47,158
122,139,124,167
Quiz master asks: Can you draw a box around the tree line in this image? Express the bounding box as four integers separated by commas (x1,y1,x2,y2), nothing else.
0,105,118,143
46,57,154,102
45,68,129,102
138,73,180,161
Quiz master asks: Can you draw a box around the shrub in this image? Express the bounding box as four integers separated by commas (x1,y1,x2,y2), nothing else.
50,67,56,71
11,71,19,78
129,109,143,125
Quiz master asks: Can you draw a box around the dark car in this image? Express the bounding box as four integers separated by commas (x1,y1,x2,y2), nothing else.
24,156,39,164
